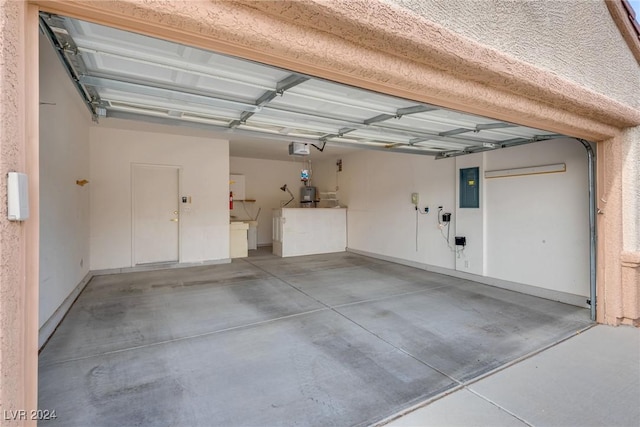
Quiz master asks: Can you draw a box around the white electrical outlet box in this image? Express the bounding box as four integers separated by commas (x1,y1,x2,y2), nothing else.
411,192,419,205
7,172,29,221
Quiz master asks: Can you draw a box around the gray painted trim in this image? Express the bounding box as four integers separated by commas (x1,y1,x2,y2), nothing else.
39,271,94,349
347,248,589,308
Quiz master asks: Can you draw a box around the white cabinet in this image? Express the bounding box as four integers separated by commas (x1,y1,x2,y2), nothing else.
230,222,249,258
246,220,258,250
272,208,347,257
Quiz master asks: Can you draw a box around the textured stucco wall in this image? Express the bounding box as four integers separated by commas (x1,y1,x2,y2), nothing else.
622,126,640,253
0,0,27,422
385,0,640,109
621,126,640,325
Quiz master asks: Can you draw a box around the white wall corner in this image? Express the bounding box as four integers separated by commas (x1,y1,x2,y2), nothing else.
39,272,93,349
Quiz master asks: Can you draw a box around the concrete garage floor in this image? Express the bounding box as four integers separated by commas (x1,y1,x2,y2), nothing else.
39,250,594,426
389,325,640,427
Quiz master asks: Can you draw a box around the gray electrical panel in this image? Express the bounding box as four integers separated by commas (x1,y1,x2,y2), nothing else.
460,167,479,208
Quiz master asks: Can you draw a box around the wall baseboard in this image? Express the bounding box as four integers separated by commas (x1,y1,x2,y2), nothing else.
347,248,589,308
39,271,93,350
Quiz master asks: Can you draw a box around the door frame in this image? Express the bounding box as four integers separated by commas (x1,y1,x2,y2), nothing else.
130,162,182,267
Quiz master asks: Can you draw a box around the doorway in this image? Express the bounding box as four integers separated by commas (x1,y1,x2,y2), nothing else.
132,164,180,265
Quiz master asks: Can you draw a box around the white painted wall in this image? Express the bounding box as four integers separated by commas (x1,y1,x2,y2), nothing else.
90,122,229,269
313,151,457,269
229,156,306,245
484,138,589,296
314,138,590,299
39,33,92,328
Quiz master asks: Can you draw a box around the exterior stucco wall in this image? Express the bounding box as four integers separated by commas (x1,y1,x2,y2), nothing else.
620,126,640,326
0,0,30,423
385,0,640,109
622,126,640,253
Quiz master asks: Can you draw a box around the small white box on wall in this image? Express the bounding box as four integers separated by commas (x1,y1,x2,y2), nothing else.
7,172,29,221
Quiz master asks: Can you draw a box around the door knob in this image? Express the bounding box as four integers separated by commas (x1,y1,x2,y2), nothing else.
170,218,179,222
173,211,178,215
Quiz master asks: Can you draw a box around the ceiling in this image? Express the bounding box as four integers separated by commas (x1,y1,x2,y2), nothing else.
40,13,565,161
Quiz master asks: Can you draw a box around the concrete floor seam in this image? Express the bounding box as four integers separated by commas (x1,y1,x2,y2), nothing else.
458,323,597,390
373,388,465,426
331,305,465,386
85,275,287,302
410,324,601,427
246,263,367,279
39,306,330,368
242,257,454,310
289,261,599,421
330,284,452,309
464,387,534,427
245,258,466,388
40,252,597,426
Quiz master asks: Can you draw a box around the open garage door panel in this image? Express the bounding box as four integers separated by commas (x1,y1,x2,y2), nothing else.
40,13,565,159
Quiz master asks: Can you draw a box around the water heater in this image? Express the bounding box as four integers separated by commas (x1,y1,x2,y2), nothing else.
300,186,316,205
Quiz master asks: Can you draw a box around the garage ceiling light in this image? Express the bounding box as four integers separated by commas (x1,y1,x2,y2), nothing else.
39,13,567,158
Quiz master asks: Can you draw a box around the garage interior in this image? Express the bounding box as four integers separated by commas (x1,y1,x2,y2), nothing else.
38,13,597,426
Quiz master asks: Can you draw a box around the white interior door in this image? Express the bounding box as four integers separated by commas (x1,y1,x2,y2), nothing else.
133,165,179,265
